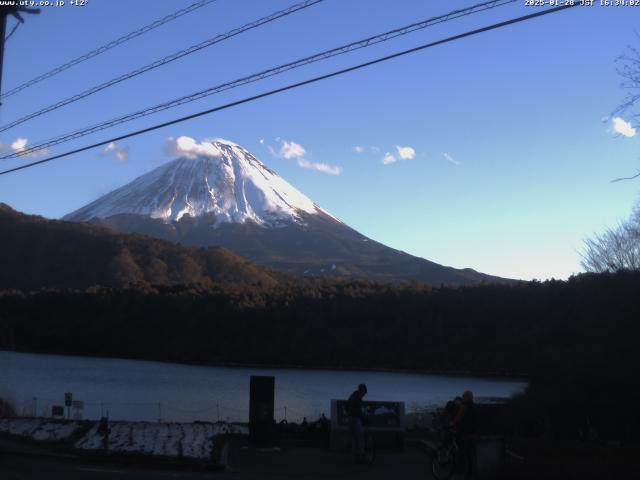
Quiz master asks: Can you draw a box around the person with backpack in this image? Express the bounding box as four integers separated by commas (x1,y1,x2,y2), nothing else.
453,390,477,479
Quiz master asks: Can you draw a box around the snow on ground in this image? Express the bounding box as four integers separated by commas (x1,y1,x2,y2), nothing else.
0,417,247,460
0,418,82,441
74,421,247,460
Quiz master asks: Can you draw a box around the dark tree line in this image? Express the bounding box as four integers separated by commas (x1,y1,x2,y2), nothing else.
2,272,638,373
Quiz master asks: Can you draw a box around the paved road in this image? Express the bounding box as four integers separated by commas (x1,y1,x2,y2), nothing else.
1,455,210,480
232,447,433,479
1,447,434,480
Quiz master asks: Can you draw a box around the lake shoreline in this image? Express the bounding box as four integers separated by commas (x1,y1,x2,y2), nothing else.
2,350,526,422
0,348,528,382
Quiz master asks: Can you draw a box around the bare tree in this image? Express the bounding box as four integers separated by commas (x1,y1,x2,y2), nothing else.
586,43,640,269
614,42,640,120
612,41,640,182
581,207,640,272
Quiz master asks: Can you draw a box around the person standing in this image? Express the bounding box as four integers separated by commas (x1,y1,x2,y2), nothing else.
98,416,110,454
453,390,477,479
346,383,367,463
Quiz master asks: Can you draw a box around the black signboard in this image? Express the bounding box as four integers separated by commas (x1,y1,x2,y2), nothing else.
249,376,275,446
51,405,64,417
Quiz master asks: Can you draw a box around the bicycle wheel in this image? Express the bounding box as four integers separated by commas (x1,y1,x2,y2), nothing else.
431,446,456,480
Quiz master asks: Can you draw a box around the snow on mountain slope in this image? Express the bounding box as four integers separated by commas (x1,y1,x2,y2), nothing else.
65,139,337,227
62,138,511,285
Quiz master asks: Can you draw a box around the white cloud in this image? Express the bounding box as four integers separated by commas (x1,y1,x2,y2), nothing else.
264,138,306,159
264,138,341,175
297,158,342,175
395,145,416,160
279,140,306,159
266,144,278,157
259,138,265,144
166,136,222,159
381,146,415,165
371,146,381,154
9,137,48,158
612,117,636,138
103,142,129,161
382,152,397,165
353,146,365,154
114,149,127,161
11,138,27,152
442,152,460,165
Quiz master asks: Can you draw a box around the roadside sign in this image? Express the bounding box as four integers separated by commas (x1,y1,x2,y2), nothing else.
64,392,72,407
51,405,64,417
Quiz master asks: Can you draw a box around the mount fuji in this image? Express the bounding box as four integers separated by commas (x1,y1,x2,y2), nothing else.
65,139,505,285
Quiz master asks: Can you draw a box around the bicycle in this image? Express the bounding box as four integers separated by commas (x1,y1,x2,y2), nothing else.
431,426,458,480
362,429,376,465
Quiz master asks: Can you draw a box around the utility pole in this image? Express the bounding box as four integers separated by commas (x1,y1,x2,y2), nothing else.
0,11,5,97
0,6,40,103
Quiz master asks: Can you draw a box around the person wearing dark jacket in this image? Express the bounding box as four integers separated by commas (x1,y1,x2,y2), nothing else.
346,383,367,462
453,390,477,479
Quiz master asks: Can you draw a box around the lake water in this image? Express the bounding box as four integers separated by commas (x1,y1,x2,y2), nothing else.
0,351,526,423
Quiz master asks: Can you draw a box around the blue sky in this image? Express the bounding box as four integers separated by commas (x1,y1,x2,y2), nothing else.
0,0,638,280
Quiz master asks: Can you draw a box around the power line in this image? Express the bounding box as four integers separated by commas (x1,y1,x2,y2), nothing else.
0,0,324,133
0,0,219,101
0,4,578,177
4,0,517,160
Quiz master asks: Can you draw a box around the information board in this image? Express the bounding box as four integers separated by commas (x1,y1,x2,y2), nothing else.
333,400,404,428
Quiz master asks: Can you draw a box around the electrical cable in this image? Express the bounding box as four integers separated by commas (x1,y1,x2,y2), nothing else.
0,0,219,100
0,4,578,177
0,0,324,133
3,0,516,160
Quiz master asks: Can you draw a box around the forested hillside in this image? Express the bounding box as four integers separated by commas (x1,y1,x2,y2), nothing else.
0,204,279,289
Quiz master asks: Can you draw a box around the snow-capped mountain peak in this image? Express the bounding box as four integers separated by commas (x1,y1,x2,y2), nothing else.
65,138,337,227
